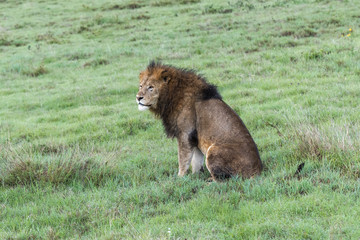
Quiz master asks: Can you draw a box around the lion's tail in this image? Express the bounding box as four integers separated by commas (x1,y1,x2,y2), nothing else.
294,162,305,177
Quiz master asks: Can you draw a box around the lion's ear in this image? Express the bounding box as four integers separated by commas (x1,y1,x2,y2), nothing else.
139,71,146,80
161,70,171,83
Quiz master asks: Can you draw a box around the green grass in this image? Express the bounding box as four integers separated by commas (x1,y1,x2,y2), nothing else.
1,0,360,239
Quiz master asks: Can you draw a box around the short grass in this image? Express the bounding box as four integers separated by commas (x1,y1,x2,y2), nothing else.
1,0,360,239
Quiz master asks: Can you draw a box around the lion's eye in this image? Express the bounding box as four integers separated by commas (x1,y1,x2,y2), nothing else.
148,86,154,92
139,85,142,89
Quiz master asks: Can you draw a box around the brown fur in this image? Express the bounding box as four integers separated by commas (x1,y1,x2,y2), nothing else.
136,61,262,180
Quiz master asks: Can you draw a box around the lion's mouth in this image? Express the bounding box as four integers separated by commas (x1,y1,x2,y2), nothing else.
138,102,151,107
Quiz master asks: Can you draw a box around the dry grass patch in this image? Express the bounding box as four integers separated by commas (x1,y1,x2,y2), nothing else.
290,122,360,177
0,143,121,186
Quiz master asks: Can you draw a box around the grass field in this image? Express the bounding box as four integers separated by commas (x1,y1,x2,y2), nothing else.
1,0,360,239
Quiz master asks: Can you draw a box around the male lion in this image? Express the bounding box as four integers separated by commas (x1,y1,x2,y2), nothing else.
136,61,262,180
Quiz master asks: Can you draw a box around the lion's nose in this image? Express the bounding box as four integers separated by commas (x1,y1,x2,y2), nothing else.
136,96,143,101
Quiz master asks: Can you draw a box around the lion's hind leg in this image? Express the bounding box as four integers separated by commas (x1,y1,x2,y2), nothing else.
205,144,262,180
205,145,235,181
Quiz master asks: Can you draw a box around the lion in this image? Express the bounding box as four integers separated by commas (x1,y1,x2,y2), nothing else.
136,61,262,180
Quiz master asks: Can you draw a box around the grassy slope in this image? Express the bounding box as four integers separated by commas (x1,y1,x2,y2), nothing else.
1,0,360,239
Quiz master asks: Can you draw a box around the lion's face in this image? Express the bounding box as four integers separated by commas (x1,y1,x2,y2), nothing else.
136,70,166,111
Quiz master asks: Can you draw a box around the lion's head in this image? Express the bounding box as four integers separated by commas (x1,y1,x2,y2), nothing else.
136,64,170,111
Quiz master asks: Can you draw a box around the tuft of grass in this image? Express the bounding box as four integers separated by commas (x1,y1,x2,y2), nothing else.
0,35,27,47
66,52,92,61
0,144,121,186
203,5,233,14
132,14,151,20
102,2,143,11
297,28,317,38
288,122,360,177
83,58,110,68
304,48,331,60
152,0,201,7
36,32,62,44
228,0,255,11
22,65,49,77
179,0,201,4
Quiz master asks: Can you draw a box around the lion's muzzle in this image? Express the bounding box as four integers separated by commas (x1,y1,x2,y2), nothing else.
136,96,151,111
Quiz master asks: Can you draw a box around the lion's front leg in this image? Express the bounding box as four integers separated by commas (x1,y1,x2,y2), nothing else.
177,136,194,177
